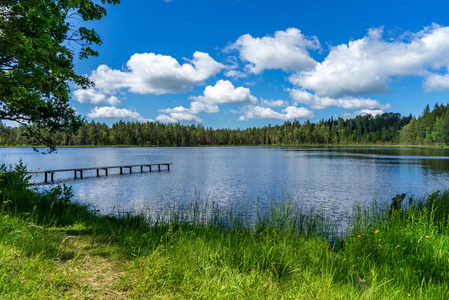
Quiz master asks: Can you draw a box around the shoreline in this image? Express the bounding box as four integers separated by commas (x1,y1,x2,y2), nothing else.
1,143,448,149
1,163,449,298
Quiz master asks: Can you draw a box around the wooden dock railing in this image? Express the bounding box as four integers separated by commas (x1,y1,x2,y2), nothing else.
28,163,172,183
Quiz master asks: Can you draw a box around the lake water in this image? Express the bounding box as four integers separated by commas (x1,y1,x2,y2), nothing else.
1,146,449,224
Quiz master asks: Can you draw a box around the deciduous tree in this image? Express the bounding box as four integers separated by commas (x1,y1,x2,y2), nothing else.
0,0,119,152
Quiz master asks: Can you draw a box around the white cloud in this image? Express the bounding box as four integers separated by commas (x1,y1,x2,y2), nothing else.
424,73,449,91
223,56,248,79
189,101,220,114
290,25,449,98
356,109,385,116
156,97,221,124
158,106,190,114
89,51,223,95
192,80,257,105
167,112,202,123
238,105,314,121
159,100,218,116
155,114,177,123
224,69,248,79
73,88,121,106
156,107,203,123
228,28,319,74
289,89,390,110
340,109,385,119
88,106,153,122
260,99,289,107
156,105,207,123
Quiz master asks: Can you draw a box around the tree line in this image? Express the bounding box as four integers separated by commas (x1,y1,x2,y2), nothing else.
1,103,449,147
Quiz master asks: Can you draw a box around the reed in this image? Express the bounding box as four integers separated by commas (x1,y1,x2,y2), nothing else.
1,163,449,299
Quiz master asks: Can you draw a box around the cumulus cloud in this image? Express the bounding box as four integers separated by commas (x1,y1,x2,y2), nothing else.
227,28,319,74
260,99,289,107
158,106,190,114
192,80,257,105
156,102,218,123
156,97,222,124
238,105,314,121
161,112,202,123
340,109,385,119
356,109,385,116
424,73,449,91
156,106,203,123
73,88,121,106
88,106,153,122
88,51,223,95
189,101,220,114
290,25,449,98
155,114,177,123
289,89,390,110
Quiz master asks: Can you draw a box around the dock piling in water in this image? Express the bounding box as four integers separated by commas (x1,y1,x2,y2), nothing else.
29,163,172,183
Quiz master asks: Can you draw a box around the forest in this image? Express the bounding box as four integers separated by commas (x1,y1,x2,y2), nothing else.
1,103,449,147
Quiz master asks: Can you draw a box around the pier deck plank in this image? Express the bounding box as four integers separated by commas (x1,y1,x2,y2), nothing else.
28,163,172,183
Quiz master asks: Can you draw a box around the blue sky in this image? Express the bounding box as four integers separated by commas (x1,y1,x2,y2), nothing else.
71,0,449,128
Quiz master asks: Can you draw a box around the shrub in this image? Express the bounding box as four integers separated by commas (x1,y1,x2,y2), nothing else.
0,161,87,225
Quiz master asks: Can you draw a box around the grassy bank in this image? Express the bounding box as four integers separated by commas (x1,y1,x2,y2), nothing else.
1,163,449,299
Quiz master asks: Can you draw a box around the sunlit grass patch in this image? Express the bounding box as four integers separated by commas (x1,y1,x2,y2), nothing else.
2,163,449,298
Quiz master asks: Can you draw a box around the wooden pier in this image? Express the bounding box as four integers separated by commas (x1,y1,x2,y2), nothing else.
28,163,172,183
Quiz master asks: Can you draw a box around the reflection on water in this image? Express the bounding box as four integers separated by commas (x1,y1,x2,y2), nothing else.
1,146,449,224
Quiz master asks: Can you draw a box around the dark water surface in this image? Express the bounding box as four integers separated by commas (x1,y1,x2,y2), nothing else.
1,146,449,222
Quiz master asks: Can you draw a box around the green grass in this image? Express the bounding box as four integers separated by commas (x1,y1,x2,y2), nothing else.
1,163,449,299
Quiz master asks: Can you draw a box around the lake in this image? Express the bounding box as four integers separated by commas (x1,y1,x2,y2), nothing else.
1,146,449,224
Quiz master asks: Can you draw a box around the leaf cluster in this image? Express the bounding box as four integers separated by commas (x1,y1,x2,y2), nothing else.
0,0,119,152
0,160,79,224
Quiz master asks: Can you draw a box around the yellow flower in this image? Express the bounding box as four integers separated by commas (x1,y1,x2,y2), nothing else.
396,245,400,248
425,236,430,238
374,230,380,234
358,235,361,238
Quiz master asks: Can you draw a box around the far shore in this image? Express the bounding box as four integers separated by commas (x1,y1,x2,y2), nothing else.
1,143,448,149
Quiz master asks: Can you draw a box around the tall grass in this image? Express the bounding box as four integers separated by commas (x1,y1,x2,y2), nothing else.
1,163,449,298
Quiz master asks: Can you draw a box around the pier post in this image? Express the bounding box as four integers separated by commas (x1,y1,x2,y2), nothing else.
30,162,172,183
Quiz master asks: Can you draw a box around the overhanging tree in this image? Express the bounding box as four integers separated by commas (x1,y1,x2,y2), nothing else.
0,0,119,152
